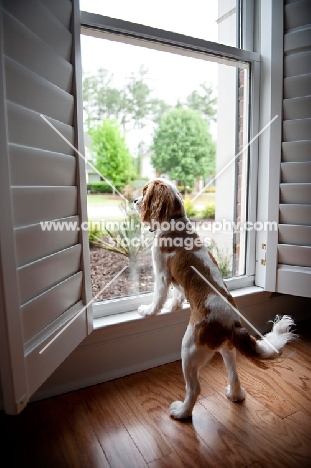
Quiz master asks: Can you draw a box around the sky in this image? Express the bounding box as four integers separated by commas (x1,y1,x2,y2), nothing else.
79,1,228,152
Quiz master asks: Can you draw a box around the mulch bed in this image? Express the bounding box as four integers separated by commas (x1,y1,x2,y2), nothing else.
89,217,216,301
90,247,154,301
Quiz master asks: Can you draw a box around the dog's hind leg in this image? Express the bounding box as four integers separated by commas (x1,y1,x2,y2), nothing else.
219,345,246,402
170,324,214,419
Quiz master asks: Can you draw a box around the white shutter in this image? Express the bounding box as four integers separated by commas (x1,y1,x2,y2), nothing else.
276,0,311,296
0,0,92,414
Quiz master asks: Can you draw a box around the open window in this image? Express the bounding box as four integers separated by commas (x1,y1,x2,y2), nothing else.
80,1,261,319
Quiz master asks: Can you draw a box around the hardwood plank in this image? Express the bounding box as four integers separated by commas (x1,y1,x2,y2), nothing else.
203,389,311,465
148,362,189,402
284,339,311,369
229,395,309,466
48,393,110,468
149,360,216,400
246,463,266,468
286,409,311,427
199,353,232,394
148,451,186,468
1,394,110,467
269,357,311,394
200,393,297,467
147,364,258,467
288,340,311,361
236,363,296,418
1,400,59,467
285,410,311,441
243,392,311,464
124,371,226,467
205,355,296,418
107,377,174,463
190,403,258,467
78,384,148,468
233,353,311,416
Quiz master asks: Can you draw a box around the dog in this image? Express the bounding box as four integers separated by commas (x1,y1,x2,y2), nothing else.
134,178,296,419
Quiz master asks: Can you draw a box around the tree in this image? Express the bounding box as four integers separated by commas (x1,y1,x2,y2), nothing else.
83,66,167,160
83,69,217,181
152,108,216,191
89,120,135,188
184,82,217,122
149,97,172,125
125,66,151,130
83,68,129,131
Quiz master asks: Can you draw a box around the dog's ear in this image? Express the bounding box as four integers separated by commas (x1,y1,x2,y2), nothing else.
141,180,175,223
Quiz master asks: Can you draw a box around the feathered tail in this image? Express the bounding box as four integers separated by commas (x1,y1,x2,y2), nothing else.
232,315,297,359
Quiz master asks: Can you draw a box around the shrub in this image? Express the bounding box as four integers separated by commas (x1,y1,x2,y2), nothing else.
205,185,216,193
88,221,103,246
96,208,153,260
200,203,215,219
208,239,232,278
183,195,197,218
87,181,123,194
96,208,154,294
132,178,148,190
177,185,193,195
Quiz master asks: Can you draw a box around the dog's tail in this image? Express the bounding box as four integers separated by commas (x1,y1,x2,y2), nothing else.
232,315,297,359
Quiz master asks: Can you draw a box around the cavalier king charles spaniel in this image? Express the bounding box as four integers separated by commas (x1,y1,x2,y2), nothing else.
134,178,296,419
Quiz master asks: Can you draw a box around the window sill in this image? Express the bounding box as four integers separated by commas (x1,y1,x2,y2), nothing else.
93,285,264,331
92,276,257,320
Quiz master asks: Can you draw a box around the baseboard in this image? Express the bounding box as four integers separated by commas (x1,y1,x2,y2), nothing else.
31,351,182,402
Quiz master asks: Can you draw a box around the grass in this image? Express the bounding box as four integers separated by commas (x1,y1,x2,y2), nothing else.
190,193,215,205
87,194,124,206
86,192,216,222
87,193,214,206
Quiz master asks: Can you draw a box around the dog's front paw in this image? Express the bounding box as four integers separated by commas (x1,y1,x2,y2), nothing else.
225,385,246,402
169,401,192,419
138,304,157,317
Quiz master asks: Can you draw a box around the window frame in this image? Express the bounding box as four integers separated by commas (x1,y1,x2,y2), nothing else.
80,10,261,318
255,0,284,292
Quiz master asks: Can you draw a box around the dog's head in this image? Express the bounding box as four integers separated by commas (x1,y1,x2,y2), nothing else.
134,178,185,225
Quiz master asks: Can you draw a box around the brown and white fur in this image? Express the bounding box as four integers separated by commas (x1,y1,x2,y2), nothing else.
134,178,296,419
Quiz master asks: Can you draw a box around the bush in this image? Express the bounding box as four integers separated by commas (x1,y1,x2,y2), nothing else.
98,211,153,259
200,203,215,219
87,181,123,194
96,208,154,294
132,178,148,190
177,185,193,195
88,221,103,246
183,195,198,218
205,185,216,193
208,239,232,278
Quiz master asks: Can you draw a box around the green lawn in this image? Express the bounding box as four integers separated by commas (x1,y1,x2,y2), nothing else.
87,194,123,206
190,193,215,207
87,193,214,206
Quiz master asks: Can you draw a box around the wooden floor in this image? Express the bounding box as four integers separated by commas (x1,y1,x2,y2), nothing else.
1,321,311,468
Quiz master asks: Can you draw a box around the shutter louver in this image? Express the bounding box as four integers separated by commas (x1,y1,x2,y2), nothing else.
277,0,311,296
0,0,92,414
